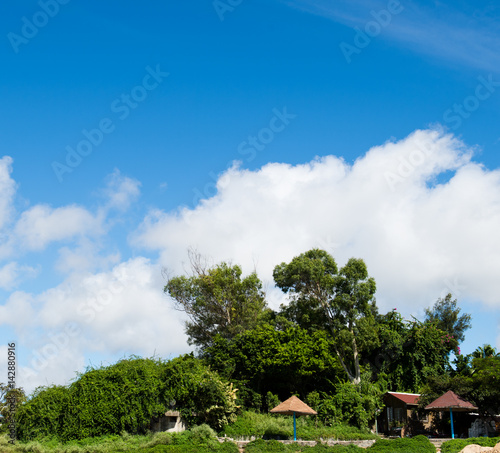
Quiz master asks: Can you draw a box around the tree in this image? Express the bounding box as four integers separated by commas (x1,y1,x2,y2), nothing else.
0,383,26,433
421,356,500,418
472,344,499,359
165,252,267,351
367,311,457,392
273,249,377,384
471,356,500,416
424,293,471,343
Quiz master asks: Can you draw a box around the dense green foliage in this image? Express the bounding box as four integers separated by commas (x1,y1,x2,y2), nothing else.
366,310,457,392
317,377,384,429
16,356,238,441
204,323,342,406
441,437,500,453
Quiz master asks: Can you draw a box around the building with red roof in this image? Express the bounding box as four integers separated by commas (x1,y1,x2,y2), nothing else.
379,392,432,436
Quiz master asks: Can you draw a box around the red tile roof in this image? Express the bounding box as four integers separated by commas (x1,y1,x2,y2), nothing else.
387,392,420,406
425,391,478,411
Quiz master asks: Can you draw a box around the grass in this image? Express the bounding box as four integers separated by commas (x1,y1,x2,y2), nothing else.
367,435,435,453
441,436,500,453
245,439,366,452
220,411,378,441
0,425,238,452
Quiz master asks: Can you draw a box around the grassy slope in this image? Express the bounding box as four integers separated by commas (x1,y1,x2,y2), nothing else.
220,411,378,441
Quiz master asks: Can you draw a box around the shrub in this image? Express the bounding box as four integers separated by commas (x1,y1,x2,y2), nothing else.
368,435,435,453
16,355,239,441
319,378,382,431
245,439,286,452
244,439,366,452
309,445,364,452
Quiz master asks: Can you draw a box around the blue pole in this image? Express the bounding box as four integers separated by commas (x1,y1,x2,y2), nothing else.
450,409,455,439
293,412,297,441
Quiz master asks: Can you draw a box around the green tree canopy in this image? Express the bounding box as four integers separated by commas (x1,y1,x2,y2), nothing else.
165,253,266,351
204,322,343,406
366,310,458,392
273,249,377,384
424,293,471,343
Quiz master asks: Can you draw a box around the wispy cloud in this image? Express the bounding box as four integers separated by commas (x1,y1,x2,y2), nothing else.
0,262,38,290
279,0,500,73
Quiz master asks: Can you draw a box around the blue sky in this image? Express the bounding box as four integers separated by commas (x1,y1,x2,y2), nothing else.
1,0,500,392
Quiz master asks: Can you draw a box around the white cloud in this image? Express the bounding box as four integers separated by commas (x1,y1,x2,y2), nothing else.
133,128,500,316
0,156,16,231
101,169,141,212
11,258,189,392
14,204,102,251
55,239,121,275
0,291,37,331
0,261,38,290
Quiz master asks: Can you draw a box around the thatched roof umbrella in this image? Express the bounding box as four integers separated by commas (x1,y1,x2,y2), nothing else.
425,390,478,439
270,395,317,441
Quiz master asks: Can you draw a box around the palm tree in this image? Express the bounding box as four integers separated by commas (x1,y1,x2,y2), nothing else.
472,344,499,359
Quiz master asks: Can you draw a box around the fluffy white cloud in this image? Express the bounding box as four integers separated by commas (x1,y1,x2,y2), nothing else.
12,258,189,392
55,239,121,275
133,128,500,315
14,204,102,251
0,291,37,331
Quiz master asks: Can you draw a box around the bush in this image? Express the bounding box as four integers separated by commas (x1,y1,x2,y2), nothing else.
16,355,239,441
441,436,500,453
309,445,364,452
0,430,239,452
245,439,286,452
319,378,382,431
368,435,435,453
137,443,238,453
244,439,365,452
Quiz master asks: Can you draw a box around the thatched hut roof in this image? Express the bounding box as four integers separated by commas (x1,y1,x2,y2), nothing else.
270,396,317,416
